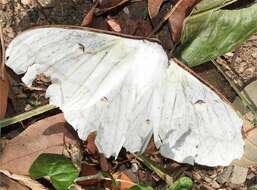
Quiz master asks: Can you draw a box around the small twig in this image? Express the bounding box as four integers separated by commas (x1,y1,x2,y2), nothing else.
25,85,46,91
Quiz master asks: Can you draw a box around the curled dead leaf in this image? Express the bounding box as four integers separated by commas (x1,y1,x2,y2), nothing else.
81,2,99,27
168,0,200,42
0,114,81,175
148,0,164,19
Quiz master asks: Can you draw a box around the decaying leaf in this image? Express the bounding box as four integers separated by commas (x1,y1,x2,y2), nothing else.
0,26,9,119
81,2,99,27
0,170,48,190
148,0,164,19
0,114,81,175
5,26,244,166
99,153,109,171
113,171,135,190
149,0,199,40
168,0,200,42
0,173,30,190
76,163,99,186
85,132,98,155
0,68,9,119
178,1,257,67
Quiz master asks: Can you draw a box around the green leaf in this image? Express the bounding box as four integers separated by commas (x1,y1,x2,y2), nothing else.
249,186,257,190
127,184,154,190
177,2,257,67
29,153,79,190
192,0,238,14
167,177,193,190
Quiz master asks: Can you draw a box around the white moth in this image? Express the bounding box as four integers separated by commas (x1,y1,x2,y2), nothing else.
6,27,244,166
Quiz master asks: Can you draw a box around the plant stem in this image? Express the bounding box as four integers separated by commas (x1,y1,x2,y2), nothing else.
74,172,136,186
0,104,57,129
75,172,105,182
212,60,257,120
133,153,174,185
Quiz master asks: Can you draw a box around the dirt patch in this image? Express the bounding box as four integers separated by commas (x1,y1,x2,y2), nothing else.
216,34,257,89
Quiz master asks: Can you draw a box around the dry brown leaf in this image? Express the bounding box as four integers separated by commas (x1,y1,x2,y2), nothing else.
148,0,164,19
106,17,122,32
0,173,30,190
77,163,99,187
135,20,152,37
99,153,109,172
112,171,135,190
0,68,9,119
0,114,81,175
81,2,99,27
0,26,9,119
144,137,157,155
85,132,98,155
168,0,199,42
0,170,48,190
